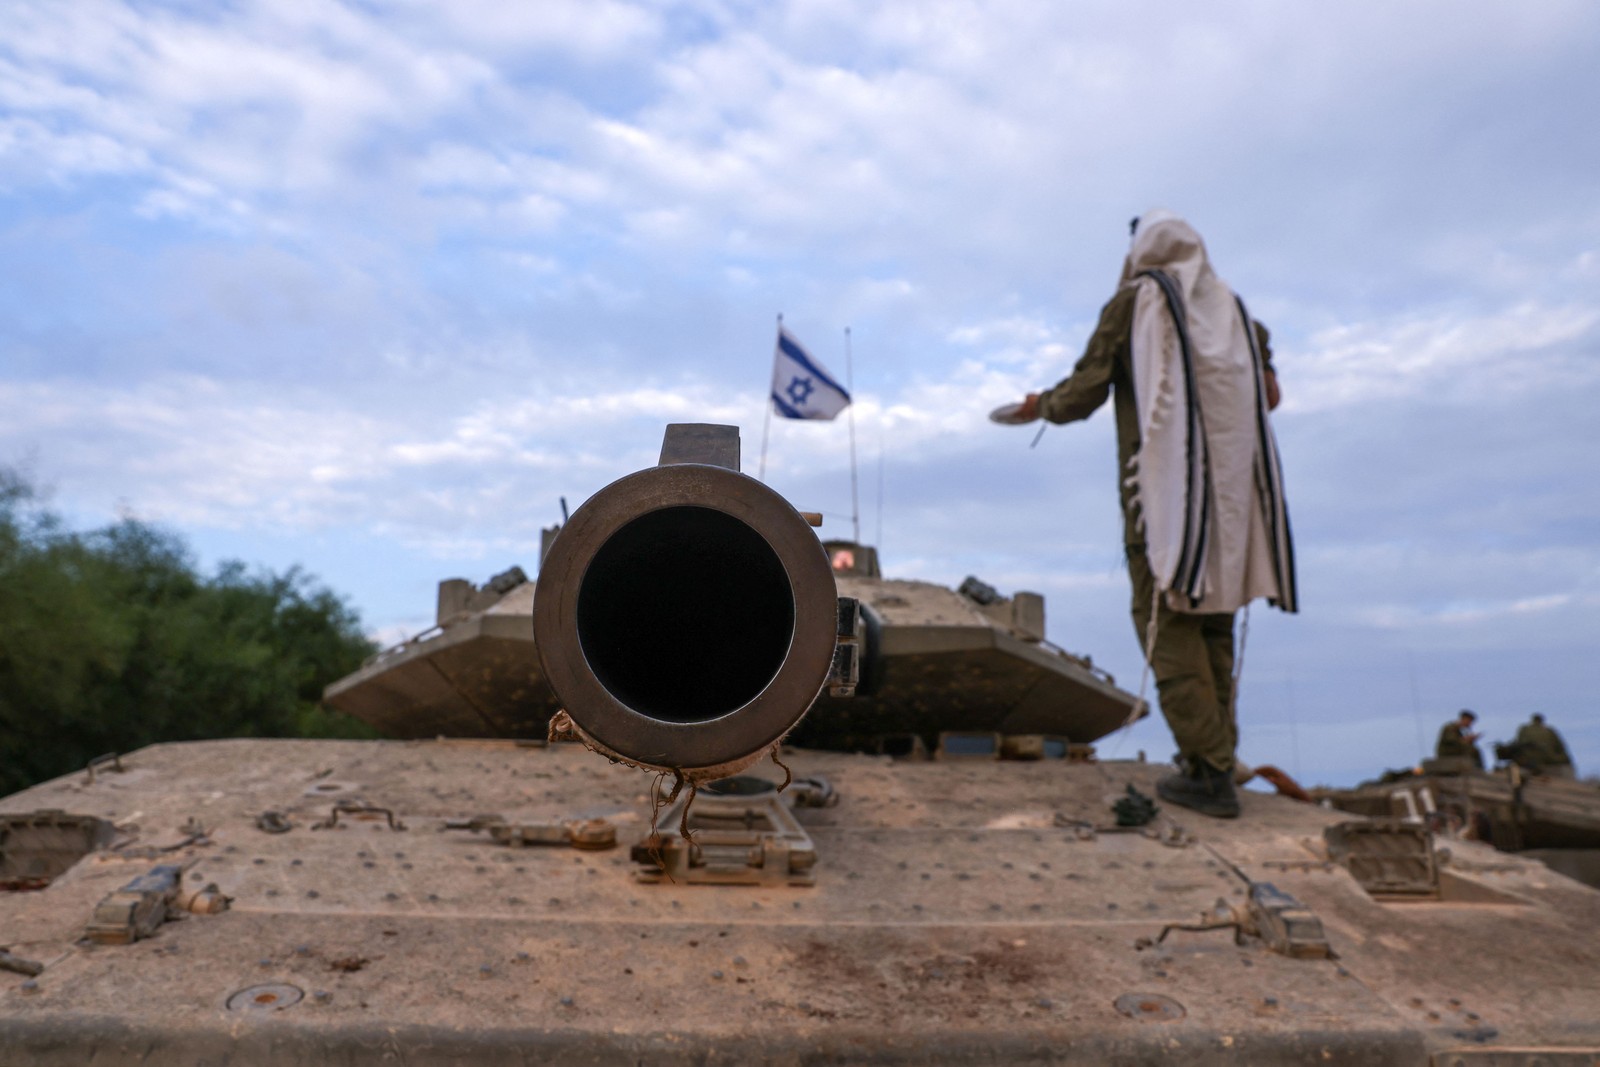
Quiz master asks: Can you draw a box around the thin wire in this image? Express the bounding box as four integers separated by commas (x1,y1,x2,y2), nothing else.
875,426,885,550
845,327,861,544
1135,583,1162,724
1107,581,1162,759
1286,675,1302,782
1406,650,1427,764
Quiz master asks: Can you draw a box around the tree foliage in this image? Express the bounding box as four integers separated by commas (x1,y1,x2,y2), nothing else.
0,469,378,794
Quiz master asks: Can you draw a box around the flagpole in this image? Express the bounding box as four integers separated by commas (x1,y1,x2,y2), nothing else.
759,314,778,482
845,326,860,545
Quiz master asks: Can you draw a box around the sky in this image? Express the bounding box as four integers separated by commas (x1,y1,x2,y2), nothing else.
2,0,1597,787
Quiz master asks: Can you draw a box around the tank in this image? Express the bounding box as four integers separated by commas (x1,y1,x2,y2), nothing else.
1314,757,1600,888
3,424,1600,1065
319,566,552,740
322,429,1142,753
793,542,1138,756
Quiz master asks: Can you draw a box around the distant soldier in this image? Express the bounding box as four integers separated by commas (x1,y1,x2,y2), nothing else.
1436,709,1483,769
1512,713,1575,778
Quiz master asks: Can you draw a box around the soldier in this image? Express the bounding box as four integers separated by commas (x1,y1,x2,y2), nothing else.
1001,212,1297,818
1436,709,1483,769
1512,713,1575,778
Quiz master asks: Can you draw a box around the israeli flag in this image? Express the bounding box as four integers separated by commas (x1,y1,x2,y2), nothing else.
771,326,851,420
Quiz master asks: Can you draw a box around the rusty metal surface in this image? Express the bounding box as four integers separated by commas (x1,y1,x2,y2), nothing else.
1326,820,1441,896
1431,1052,1600,1066
1,738,1599,1064
0,811,118,883
83,863,183,945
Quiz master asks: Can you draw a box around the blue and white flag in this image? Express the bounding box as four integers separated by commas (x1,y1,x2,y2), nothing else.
771,326,851,420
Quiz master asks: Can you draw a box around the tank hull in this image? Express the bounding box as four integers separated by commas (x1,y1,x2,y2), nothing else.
1318,768,1600,883
4,738,1600,1064
322,610,559,738
800,622,1138,748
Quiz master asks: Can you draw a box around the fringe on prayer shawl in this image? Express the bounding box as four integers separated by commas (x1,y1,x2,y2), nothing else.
1123,268,1297,615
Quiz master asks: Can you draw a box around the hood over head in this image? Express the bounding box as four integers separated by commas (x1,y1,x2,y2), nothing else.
1120,209,1213,289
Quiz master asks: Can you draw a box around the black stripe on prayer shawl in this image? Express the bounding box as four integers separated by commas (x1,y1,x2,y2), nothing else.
1236,295,1299,614
1140,269,1211,605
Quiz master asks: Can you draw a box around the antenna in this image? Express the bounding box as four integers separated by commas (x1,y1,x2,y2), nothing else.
1406,650,1427,762
845,327,860,544
759,314,779,482
875,425,885,551
1286,676,1302,782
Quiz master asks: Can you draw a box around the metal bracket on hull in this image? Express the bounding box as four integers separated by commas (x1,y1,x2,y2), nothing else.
632,781,817,886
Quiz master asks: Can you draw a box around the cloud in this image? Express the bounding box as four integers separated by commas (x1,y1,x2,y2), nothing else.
1288,301,1600,413
390,0,663,63
2,0,1594,319
3,0,1600,784
1352,592,1585,632
2,0,496,219
0,115,150,189
0,369,761,550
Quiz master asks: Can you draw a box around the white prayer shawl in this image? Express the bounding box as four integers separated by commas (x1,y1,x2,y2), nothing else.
1121,211,1297,615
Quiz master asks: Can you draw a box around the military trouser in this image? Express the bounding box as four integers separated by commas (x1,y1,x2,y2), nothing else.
1127,544,1237,774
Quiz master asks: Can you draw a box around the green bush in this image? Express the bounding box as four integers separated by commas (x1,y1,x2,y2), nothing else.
0,469,377,794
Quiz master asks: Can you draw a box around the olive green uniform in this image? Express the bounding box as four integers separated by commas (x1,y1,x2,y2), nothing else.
1436,721,1483,768
1038,287,1273,774
1513,720,1574,776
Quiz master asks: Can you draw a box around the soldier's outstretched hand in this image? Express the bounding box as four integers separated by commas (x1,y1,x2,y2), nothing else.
989,394,1040,425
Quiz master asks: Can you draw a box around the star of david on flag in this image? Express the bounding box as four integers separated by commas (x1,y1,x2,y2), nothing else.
770,325,851,420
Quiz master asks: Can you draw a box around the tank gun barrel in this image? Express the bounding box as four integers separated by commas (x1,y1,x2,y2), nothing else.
533,424,857,781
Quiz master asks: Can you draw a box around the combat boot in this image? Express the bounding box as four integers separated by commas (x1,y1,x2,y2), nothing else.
1156,759,1241,819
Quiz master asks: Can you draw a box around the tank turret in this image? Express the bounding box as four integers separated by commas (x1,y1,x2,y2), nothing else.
323,424,1141,758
